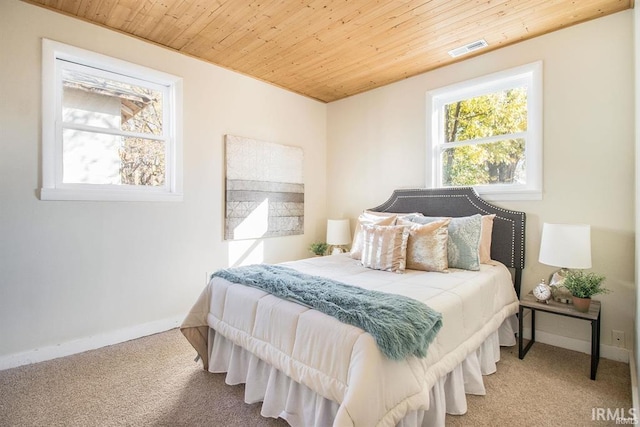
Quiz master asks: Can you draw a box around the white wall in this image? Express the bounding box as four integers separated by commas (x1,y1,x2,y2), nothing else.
0,1,327,365
327,11,635,358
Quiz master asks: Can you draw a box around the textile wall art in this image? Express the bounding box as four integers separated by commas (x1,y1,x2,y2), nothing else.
225,134,304,240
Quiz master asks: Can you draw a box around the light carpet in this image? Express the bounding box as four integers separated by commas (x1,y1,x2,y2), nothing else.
0,329,631,426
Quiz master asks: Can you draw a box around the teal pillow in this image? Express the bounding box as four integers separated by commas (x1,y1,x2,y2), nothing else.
410,214,482,271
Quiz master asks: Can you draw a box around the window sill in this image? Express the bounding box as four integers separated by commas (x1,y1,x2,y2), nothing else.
473,188,542,202
39,187,183,202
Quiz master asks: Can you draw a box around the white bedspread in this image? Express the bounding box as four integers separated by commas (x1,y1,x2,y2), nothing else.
181,254,519,427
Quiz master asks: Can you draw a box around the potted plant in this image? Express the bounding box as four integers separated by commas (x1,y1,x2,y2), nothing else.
309,242,329,256
562,270,609,312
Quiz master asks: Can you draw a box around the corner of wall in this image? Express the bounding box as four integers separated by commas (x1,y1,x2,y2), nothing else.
634,0,640,402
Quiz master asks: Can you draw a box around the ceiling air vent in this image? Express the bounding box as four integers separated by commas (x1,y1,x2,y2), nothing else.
447,39,488,58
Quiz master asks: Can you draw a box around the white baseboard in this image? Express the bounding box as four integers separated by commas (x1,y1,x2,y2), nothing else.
522,327,630,363
0,316,183,371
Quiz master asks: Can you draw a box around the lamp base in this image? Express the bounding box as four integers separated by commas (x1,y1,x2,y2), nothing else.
549,269,573,304
331,246,346,255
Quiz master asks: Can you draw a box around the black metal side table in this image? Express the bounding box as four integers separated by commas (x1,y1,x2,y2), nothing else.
519,291,601,380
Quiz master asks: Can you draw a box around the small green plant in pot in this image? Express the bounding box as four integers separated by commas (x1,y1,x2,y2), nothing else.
309,242,329,256
562,270,609,312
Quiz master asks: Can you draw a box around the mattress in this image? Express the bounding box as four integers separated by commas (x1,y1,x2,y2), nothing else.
181,254,519,426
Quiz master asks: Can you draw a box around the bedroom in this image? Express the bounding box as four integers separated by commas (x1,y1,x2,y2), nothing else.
0,0,637,425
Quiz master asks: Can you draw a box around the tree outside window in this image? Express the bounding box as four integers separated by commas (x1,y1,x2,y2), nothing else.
442,87,527,186
428,62,542,201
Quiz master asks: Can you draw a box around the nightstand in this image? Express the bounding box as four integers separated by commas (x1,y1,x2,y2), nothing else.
518,291,601,380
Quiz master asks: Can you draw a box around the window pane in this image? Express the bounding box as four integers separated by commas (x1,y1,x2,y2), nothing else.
62,69,163,135
441,139,525,186
62,129,165,186
444,87,527,143
120,137,166,186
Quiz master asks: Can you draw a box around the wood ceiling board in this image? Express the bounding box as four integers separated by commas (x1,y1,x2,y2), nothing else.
24,0,634,103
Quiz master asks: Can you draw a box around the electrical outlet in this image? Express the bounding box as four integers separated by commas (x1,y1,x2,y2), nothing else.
612,330,625,348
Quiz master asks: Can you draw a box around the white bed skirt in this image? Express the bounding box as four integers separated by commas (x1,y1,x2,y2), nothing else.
207,315,517,427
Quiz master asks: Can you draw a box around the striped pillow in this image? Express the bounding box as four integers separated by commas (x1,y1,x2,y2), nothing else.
350,212,397,260
360,224,410,273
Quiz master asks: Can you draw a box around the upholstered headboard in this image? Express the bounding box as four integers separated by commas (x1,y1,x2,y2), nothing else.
369,187,526,296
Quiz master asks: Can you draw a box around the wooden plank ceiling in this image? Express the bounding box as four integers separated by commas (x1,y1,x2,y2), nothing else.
25,0,633,103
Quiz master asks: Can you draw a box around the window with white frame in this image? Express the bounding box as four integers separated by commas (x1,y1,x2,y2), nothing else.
427,61,542,201
41,39,183,201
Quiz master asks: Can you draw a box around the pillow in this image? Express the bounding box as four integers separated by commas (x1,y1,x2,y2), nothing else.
393,212,424,222
360,224,410,273
350,212,397,260
398,218,450,272
480,214,496,264
410,214,482,271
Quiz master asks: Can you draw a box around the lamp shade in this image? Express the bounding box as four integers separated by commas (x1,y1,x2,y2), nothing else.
538,223,592,269
326,219,351,245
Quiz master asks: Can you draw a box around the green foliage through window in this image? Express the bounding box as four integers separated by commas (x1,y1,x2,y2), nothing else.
442,88,527,186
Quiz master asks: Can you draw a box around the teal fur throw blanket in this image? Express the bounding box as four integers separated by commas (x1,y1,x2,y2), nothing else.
213,264,443,360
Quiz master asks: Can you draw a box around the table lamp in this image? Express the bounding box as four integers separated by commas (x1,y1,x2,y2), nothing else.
538,223,592,303
326,219,351,255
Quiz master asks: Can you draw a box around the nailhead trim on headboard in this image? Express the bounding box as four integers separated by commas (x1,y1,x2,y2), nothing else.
369,187,526,271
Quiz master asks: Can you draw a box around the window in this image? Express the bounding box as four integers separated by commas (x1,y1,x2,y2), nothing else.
41,39,183,201
427,61,542,201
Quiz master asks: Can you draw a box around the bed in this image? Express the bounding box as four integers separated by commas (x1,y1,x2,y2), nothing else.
181,187,526,426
